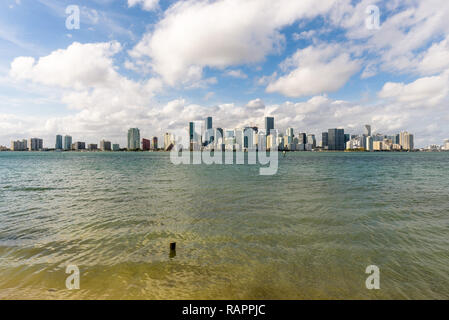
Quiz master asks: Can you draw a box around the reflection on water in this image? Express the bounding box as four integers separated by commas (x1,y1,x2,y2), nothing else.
0,152,448,299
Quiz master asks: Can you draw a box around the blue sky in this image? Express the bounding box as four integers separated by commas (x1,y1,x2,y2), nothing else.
1,0,449,147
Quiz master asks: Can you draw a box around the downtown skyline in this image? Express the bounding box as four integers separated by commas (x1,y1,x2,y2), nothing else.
3,115,437,152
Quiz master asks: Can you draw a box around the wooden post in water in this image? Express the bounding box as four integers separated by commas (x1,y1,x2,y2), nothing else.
169,242,176,258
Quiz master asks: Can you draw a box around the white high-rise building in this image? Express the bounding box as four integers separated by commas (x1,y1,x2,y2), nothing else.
399,131,414,151
267,129,278,151
11,139,28,151
307,134,316,149
234,128,244,151
258,130,266,151
444,139,449,150
163,133,174,151
366,136,374,152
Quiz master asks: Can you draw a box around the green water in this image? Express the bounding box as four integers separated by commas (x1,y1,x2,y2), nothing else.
0,152,448,299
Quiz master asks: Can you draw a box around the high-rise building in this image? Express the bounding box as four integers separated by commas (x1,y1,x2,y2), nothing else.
205,117,213,130
265,117,274,136
244,127,256,150
142,138,151,151
307,134,316,149
55,135,63,150
64,135,72,151
152,137,158,150
234,128,244,150
164,133,174,151
29,138,43,151
365,125,372,137
128,128,140,150
224,129,235,147
215,128,224,150
328,128,345,151
204,117,214,146
72,142,86,150
11,140,27,151
100,140,111,151
366,136,374,152
112,144,120,151
373,141,383,151
267,130,278,151
88,144,98,151
189,122,195,142
399,131,414,151
257,130,266,151
322,132,328,149
297,133,307,145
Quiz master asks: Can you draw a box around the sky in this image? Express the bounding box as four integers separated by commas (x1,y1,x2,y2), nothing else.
1,0,449,148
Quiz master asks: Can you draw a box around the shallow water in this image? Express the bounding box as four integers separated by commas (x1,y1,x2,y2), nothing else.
0,152,448,299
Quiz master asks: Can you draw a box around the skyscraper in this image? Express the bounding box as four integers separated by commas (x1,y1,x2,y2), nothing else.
73,142,86,150
215,128,224,150
307,134,316,149
205,117,212,130
55,135,63,150
322,132,328,149
128,128,140,150
152,137,158,150
364,125,372,137
142,138,151,151
11,140,27,151
100,140,111,151
164,133,174,151
328,128,345,151
366,136,374,152
399,131,414,151
244,127,255,150
64,135,72,151
234,128,244,151
189,122,195,142
265,117,274,136
297,133,307,145
203,117,213,146
29,138,43,151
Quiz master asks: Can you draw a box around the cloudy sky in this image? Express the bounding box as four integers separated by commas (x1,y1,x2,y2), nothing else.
1,0,449,148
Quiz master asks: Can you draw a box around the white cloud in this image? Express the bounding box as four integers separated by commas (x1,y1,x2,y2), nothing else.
10,42,122,89
416,36,449,76
378,70,449,107
129,0,336,86
266,44,361,97
128,0,159,11
225,69,247,79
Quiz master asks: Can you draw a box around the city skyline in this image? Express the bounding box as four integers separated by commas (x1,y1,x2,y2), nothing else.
5,114,442,152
